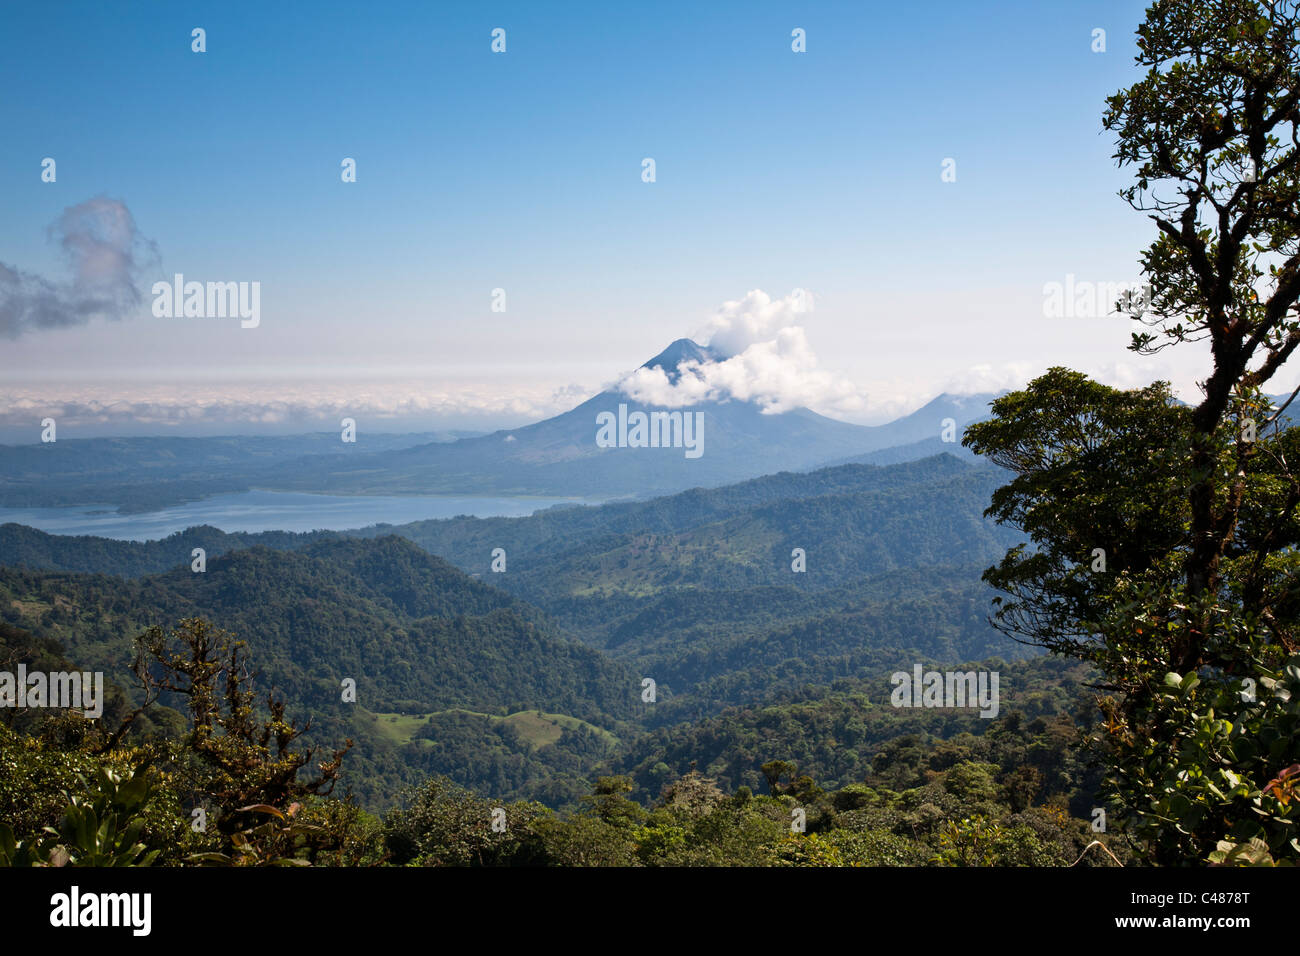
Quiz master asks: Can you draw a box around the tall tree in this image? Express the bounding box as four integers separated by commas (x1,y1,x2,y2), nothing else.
966,0,1300,864
1105,0,1300,670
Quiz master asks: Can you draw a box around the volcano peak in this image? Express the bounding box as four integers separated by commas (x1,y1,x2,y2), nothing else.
640,338,719,384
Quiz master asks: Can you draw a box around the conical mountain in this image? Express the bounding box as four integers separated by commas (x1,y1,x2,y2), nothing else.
266,341,997,499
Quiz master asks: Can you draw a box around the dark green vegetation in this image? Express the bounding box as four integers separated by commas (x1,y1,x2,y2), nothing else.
0,536,639,807
967,368,1300,866
2,456,1030,725
609,655,1098,803
1,617,1117,868
0,521,327,577
0,431,470,512
0,456,1035,808
1,447,1126,867
955,0,1300,867
5,2,1299,867
0,447,1129,866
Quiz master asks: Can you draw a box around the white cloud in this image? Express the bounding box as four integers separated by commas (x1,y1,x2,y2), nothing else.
938,363,1035,396
0,197,158,338
699,288,815,358
615,289,871,416
611,288,1228,424
0,379,596,434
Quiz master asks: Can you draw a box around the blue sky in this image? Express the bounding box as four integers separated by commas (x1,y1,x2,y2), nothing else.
2,0,1253,439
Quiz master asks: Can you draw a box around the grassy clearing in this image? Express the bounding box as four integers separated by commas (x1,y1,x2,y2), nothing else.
360,707,618,749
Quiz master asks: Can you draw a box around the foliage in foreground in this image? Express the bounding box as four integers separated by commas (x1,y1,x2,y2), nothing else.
0,617,1123,867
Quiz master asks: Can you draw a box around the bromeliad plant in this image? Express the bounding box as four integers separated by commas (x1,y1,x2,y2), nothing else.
0,765,163,867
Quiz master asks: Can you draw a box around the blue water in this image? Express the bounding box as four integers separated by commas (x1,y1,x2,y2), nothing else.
0,490,597,541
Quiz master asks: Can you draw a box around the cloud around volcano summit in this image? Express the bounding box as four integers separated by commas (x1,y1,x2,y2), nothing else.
614,289,870,416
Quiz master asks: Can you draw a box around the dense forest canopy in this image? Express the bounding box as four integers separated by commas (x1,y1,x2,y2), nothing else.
2,0,1299,871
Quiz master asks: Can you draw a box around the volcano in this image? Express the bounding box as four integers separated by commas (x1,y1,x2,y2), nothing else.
265,339,996,500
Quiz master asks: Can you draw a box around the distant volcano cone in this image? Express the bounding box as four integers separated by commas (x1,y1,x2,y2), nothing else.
638,338,721,384
257,338,999,501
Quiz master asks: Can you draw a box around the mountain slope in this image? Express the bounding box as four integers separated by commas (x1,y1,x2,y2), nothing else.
0,455,1005,580
204,342,999,500
0,535,641,805
0,340,1004,509
0,432,469,511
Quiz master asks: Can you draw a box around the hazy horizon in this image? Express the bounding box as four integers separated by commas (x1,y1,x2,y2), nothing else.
5,0,1287,442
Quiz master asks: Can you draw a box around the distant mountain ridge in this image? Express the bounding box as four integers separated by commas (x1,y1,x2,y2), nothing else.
0,453,1028,803
255,339,999,500
0,337,999,509
0,454,1004,578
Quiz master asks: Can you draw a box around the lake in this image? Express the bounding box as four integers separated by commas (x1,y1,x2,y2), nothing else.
0,490,601,541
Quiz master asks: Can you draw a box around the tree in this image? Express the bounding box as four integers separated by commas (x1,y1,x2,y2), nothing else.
132,618,353,861
1104,0,1300,671
656,770,725,818
761,760,799,796
964,1,1300,864
382,776,549,866
965,369,1192,661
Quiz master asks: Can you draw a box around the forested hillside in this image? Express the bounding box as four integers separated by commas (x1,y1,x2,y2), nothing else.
0,456,1037,808
0,521,330,577
1,612,1116,868
0,432,469,511
0,537,642,805
0,455,1008,581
